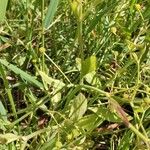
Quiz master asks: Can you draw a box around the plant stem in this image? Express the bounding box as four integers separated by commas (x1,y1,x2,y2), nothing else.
41,0,45,71
0,65,17,119
77,2,84,83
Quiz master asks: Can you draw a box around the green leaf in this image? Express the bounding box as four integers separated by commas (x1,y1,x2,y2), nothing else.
0,0,8,22
84,71,101,87
39,71,65,93
0,59,44,89
39,71,65,105
81,55,97,77
69,93,87,121
44,0,60,29
51,92,62,105
89,106,121,122
0,101,7,121
77,114,103,132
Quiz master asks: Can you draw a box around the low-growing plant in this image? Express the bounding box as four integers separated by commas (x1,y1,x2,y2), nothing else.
0,0,150,149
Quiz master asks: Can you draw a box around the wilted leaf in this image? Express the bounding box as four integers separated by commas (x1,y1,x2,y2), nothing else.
109,98,130,126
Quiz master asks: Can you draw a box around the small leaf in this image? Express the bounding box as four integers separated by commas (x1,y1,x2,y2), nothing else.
131,52,139,62
38,133,57,150
84,71,101,87
39,71,65,94
51,92,62,105
76,57,81,71
89,106,121,122
86,1,117,33
81,55,97,77
0,101,7,121
69,93,87,121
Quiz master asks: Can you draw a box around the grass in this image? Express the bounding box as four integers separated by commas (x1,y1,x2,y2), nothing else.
0,0,150,149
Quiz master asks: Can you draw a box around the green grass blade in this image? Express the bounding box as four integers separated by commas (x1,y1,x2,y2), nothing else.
0,0,8,21
0,59,44,89
44,0,60,29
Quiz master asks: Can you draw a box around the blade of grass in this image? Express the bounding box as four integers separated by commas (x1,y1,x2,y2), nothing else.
0,0,8,21
0,59,44,89
44,0,60,29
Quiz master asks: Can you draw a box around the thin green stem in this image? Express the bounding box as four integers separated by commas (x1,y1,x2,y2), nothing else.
129,123,150,145
44,53,71,83
77,3,84,83
0,65,17,119
41,0,45,71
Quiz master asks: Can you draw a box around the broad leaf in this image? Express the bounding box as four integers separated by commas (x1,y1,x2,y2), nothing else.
69,93,87,121
81,55,97,77
77,114,103,132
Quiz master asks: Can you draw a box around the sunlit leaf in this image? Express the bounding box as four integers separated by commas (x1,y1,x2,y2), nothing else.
89,106,121,122
39,71,65,93
0,0,8,21
69,93,87,121
77,114,103,132
81,55,97,77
